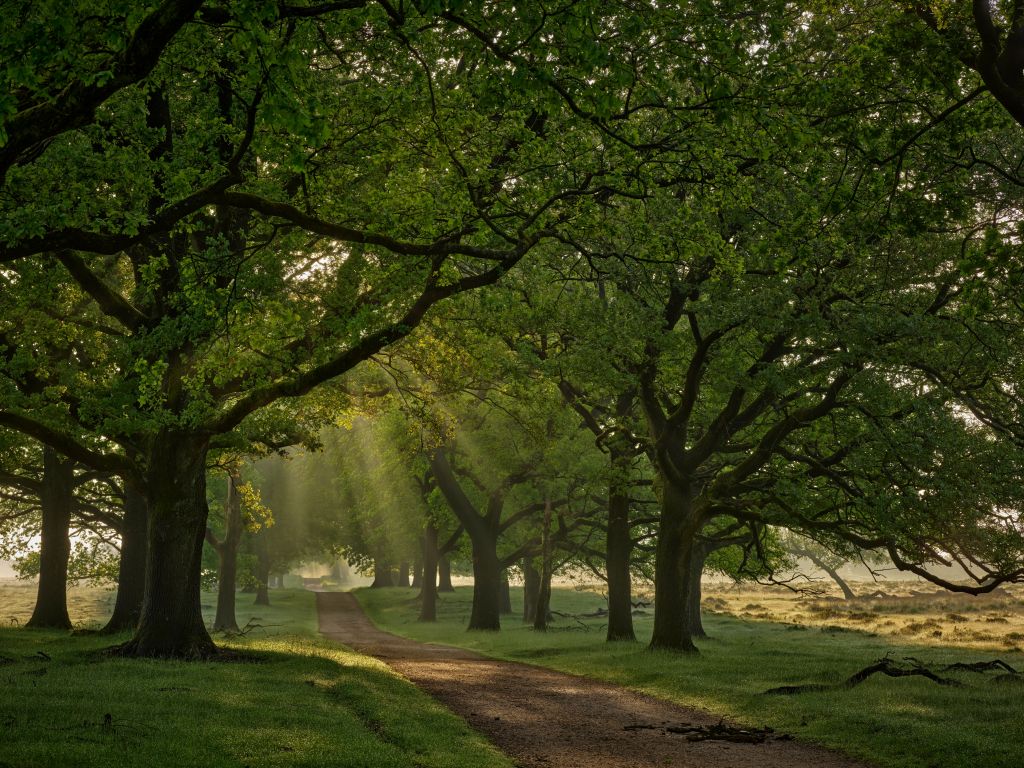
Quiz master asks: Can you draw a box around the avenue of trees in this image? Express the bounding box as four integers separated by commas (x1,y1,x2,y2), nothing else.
4,1,1024,657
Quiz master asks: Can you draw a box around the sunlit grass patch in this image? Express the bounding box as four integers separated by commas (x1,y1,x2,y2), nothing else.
0,588,512,768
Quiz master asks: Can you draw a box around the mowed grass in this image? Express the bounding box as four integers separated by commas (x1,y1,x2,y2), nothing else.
0,584,512,768
357,585,1024,768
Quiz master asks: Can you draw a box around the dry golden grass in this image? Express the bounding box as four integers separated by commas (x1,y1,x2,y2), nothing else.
0,578,115,627
700,579,1024,652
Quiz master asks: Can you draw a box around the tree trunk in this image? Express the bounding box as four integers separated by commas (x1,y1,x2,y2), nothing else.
370,557,394,588
499,572,513,615
686,542,709,639
103,479,148,633
418,524,439,622
649,482,700,652
468,531,501,631
212,469,243,632
254,538,271,606
522,558,540,623
411,547,423,589
26,448,74,630
533,497,553,631
806,551,856,600
396,561,410,587
118,433,215,658
605,452,636,641
438,556,454,592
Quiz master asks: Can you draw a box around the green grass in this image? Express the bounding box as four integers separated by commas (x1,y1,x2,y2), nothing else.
357,585,1024,768
0,588,513,768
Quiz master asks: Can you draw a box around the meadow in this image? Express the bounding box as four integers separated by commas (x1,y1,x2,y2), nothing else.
357,581,1024,768
0,580,512,768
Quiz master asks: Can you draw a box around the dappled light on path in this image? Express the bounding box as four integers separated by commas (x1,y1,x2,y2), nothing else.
317,591,867,768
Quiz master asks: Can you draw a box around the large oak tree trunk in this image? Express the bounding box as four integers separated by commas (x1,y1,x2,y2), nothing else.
418,524,439,622
119,433,215,658
605,453,635,641
26,448,74,630
397,561,411,587
103,480,148,633
649,482,700,652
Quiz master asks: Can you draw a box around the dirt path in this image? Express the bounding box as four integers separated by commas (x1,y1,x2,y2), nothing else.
316,592,870,768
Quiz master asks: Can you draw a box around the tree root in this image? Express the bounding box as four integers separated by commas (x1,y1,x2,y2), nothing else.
763,656,1024,695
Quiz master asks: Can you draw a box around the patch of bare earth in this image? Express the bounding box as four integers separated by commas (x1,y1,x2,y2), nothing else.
316,592,869,768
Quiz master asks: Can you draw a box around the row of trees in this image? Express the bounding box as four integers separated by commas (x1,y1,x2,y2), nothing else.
4,1,1024,656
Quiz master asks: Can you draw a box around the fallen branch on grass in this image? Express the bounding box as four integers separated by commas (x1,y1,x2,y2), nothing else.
763,657,963,695
940,659,1018,674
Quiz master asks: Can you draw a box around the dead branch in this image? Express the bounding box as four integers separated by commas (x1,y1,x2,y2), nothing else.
763,657,963,695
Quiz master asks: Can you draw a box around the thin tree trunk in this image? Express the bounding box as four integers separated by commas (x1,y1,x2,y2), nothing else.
254,534,271,606
606,451,635,641
686,542,708,639
212,469,243,632
397,561,411,587
103,479,148,633
438,556,455,592
649,482,700,652
533,497,554,631
803,550,856,599
499,572,512,614
418,524,439,622
27,448,74,630
411,547,423,589
522,558,540,623
118,432,215,658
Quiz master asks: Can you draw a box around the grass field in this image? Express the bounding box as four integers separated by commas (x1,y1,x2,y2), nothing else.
357,584,1024,768
0,582,512,768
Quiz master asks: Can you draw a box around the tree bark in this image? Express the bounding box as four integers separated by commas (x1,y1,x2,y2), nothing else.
649,481,700,652
686,541,708,639
26,448,75,630
397,560,411,587
533,498,554,631
370,557,394,588
254,538,271,606
605,451,636,641
438,556,455,592
522,558,540,623
118,432,215,658
500,572,513,615
211,469,243,632
103,479,148,633
798,548,856,599
418,524,439,622
411,547,423,589
469,533,502,630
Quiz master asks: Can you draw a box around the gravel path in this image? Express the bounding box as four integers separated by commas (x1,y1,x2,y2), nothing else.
316,592,870,768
